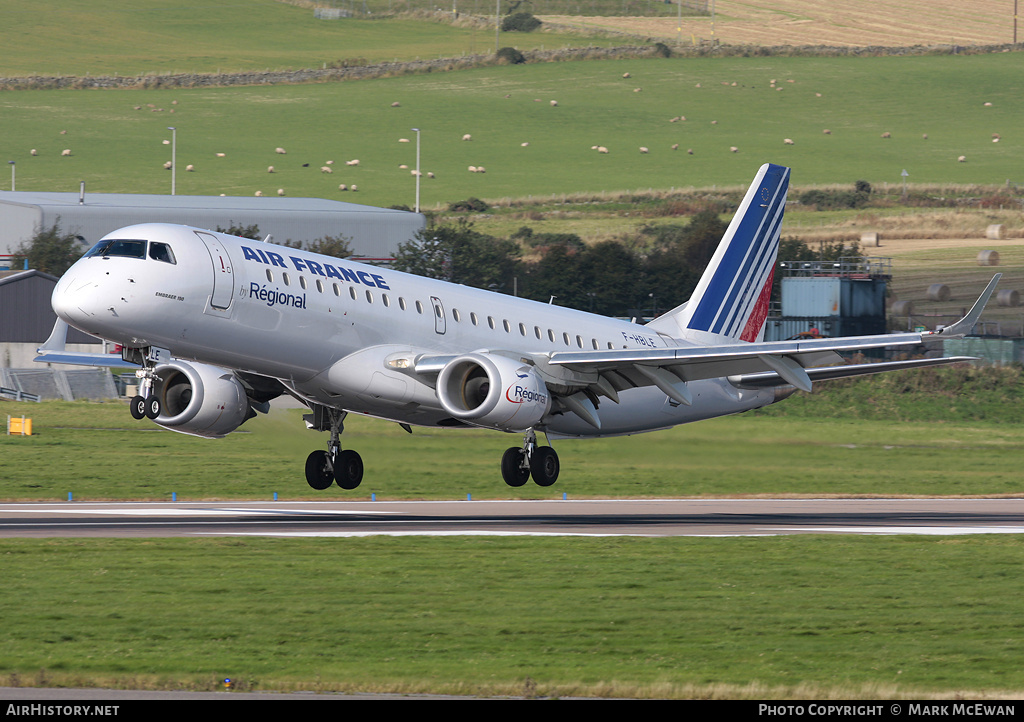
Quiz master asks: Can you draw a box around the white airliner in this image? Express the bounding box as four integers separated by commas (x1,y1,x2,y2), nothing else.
37,163,999,490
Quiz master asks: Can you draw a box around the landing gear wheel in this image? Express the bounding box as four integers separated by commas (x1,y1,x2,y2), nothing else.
531,446,560,487
304,450,335,490
144,396,161,420
129,395,147,420
333,449,364,490
501,447,531,487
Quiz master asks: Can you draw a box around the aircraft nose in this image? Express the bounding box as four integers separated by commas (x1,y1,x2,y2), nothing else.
51,273,100,328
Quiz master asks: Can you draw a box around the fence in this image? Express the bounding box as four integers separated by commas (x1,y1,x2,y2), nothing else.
0,368,119,402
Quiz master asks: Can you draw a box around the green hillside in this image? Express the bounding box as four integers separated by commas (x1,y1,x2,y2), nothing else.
2,53,1021,208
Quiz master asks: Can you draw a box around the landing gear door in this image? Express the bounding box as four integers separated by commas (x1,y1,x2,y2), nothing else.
430,296,446,335
194,231,235,314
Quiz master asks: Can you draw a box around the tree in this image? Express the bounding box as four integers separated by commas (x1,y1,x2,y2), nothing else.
392,219,520,291
284,233,352,259
11,221,84,276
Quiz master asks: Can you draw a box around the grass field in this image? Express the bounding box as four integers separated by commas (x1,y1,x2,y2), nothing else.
3,366,1023,501
2,53,1021,209
3,534,1024,698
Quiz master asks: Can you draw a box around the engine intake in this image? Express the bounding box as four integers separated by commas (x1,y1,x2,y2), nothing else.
153,360,252,438
436,353,549,432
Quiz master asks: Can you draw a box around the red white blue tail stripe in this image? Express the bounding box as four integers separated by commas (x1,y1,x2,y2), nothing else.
680,163,790,342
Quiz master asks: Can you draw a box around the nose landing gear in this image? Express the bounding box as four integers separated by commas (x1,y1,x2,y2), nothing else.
501,429,559,488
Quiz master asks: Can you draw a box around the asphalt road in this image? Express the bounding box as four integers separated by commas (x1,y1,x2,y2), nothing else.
2,498,1024,538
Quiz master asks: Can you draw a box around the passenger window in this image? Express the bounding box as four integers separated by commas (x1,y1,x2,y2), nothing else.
149,242,176,264
453,309,461,322
535,326,542,339
282,272,291,286
383,294,390,307
488,317,496,330
471,312,479,326
592,339,599,350
266,269,274,283
349,287,357,300
316,279,324,293
548,329,555,342
503,320,511,333
576,335,584,348
399,298,407,311
415,300,423,314
365,290,373,303
563,333,571,346
333,283,340,296
299,276,307,290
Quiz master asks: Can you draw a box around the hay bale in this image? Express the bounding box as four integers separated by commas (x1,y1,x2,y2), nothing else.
997,289,1020,307
977,250,1000,266
892,300,914,316
986,224,1004,240
927,284,951,302
860,232,880,247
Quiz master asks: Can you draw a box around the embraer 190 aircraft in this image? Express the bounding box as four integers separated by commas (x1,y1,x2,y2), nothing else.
37,164,1000,490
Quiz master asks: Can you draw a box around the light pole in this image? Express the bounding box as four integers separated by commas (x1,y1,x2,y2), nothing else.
411,127,421,213
167,127,177,195
7,161,14,191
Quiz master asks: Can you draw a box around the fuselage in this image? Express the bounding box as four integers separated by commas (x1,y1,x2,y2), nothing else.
52,223,774,437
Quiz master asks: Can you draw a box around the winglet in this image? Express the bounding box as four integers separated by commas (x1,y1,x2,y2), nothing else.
931,274,1001,339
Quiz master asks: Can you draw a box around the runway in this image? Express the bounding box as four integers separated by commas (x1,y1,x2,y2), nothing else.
2,498,1024,538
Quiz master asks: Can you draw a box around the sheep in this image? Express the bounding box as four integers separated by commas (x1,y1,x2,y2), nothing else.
671,143,679,151
277,189,285,196
881,132,891,138
61,149,72,156
163,161,172,169
784,138,794,145
462,134,472,141
993,133,1001,141
216,152,226,157
597,146,609,154
639,147,649,154
622,72,631,78
468,166,477,172
391,102,401,107
255,191,263,196
427,172,435,178
687,148,694,155
325,160,334,165
350,185,358,191
275,147,287,154
345,159,359,166
411,169,422,176
984,102,993,106
399,138,410,143
550,100,558,106
730,146,739,153
185,164,195,172
521,142,529,147
30,149,37,156
823,129,832,135
338,184,348,191
399,164,408,169
320,166,332,173
958,155,967,162
267,166,275,173
633,87,642,93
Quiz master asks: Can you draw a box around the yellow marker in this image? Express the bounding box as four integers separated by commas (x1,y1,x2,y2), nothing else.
7,416,32,436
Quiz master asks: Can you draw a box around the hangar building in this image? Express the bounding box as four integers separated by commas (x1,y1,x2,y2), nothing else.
0,191,425,266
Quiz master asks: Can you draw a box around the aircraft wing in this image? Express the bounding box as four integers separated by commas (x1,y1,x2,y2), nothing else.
34,319,141,369
545,274,1001,400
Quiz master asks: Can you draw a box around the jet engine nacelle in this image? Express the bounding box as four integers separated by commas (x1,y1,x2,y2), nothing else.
153,360,252,438
436,353,550,432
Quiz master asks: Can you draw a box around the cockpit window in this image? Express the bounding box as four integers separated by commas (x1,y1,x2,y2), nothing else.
85,239,147,259
149,242,176,265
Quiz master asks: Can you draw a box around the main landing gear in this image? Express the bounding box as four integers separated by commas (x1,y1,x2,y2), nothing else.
304,408,364,490
501,429,559,488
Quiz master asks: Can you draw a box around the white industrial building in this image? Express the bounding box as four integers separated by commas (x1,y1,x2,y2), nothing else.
0,191,425,265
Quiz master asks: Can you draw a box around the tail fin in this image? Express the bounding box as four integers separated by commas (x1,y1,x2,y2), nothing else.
647,163,790,343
